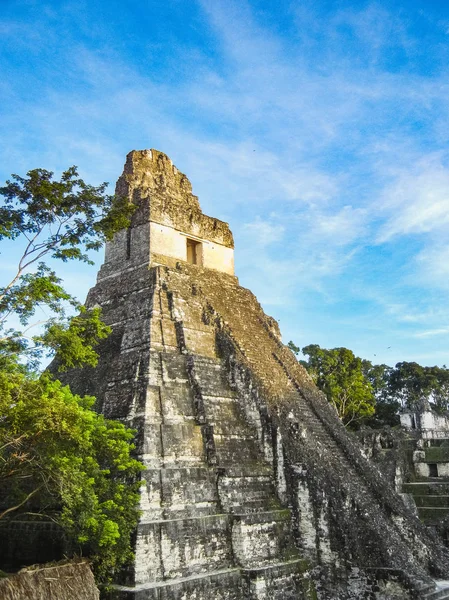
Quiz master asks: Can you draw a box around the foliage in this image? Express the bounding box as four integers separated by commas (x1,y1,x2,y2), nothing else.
294,338,449,428
287,340,300,355
0,165,140,583
301,344,376,427
0,370,142,582
0,166,134,369
361,362,400,427
387,361,449,414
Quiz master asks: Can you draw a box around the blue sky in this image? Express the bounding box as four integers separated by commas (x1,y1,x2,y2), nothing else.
2,0,449,367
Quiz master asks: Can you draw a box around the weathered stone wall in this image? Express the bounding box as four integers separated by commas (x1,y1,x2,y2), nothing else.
147,222,235,275
356,428,417,490
0,521,66,570
104,149,234,276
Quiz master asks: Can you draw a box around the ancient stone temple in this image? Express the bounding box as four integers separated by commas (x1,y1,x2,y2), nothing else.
63,150,449,599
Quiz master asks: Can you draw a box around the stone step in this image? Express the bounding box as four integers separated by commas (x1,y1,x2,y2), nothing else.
134,514,233,584
218,474,282,513
417,506,449,522
202,394,258,435
213,434,265,466
232,509,299,569
242,558,310,600
224,464,273,477
112,559,312,600
424,586,449,600
403,482,449,495
112,567,243,600
413,495,449,507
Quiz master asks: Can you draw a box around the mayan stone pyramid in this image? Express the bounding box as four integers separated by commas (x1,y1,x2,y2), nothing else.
62,150,449,599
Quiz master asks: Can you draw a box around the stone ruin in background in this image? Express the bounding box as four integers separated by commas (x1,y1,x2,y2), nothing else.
60,149,449,599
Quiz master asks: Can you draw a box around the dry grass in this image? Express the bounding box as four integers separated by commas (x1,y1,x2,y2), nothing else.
0,559,99,600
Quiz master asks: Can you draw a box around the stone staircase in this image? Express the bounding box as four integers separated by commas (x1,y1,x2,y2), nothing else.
402,439,449,525
421,582,449,600
116,273,314,599
160,265,449,597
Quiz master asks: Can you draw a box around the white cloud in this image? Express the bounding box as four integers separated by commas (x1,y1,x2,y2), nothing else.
306,205,367,246
377,155,449,242
243,218,285,246
4,0,449,366
414,243,449,289
414,327,449,338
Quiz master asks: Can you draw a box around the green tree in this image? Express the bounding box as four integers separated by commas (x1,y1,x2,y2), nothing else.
429,365,449,413
287,340,300,355
388,361,449,414
362,361,400,427
0,166,134,369
0,370,142,582
0,165,140,583
301,344,376,427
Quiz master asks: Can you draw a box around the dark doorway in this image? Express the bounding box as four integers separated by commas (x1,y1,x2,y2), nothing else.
429,463,438,477
186,238,202,265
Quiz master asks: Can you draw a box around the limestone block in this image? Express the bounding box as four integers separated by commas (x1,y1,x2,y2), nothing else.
139,469,163,521
295,478,319,560
149,319,165,350
134,524,163,584
160,320,179,350
160,423,205,465
413,450,426,463
231,510,295,567
160,515,233,578
159,383,195,422
128,222,151,264
190,359,235,398
183,328,217,358
218,475,279,513
438,463,449,477
107,348,148,383
121,319,151,351
138,423,163,464
160,354,190,384
202,396,252,433
243,560,305,600
213,434,262,466
134,515,233,582
102,387,137,420
415,463,431,478
144,386,162,420
148,353,163,385
159,467,219,517
104,229,128,265
149,222,189,263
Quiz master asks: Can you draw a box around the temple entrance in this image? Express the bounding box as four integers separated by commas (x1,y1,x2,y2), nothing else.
429,463,439,477
186,238,202,265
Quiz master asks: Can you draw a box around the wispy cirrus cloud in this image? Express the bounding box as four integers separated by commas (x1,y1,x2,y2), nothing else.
2,0,449,365
414,328,449,339
377,154,449,242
